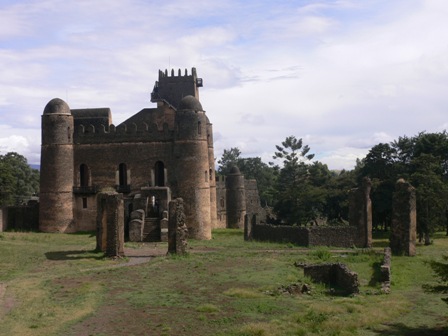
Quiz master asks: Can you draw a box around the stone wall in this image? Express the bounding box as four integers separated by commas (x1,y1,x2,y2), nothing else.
1,203,39,232
251,223,365,248
349,177,372,248
303,263,359,295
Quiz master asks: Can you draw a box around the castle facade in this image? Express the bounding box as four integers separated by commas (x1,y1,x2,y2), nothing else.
39,68,262,240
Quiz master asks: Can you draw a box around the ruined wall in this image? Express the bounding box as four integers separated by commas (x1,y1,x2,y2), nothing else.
251,223,362,247
303,263,359,295
4,204,39,231
215,177,227,228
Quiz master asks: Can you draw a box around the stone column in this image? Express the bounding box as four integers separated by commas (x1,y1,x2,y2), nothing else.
96,192,125,258
348,177,372,248
168,198,188,255
390,179,417,256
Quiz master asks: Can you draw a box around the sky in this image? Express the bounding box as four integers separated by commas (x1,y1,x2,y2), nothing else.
1,0,448,170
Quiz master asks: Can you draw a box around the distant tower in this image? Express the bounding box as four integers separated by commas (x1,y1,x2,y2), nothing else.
174,95,211,239
151,67,203,109
226,166,246,229
39,98,75,232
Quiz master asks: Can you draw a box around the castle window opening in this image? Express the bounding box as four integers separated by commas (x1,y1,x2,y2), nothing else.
119,163,127,186
209,168,213,181
198,121,201,135
67,127,71,141
155,161,165,186
82,197,87,209
80,164,90,187
205,170,208,182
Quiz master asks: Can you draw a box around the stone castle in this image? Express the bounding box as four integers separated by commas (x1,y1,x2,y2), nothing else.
39,68,262,240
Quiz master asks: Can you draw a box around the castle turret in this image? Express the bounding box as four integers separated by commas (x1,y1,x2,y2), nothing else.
39,98,75,232
174,95,211,239
226,166,246,229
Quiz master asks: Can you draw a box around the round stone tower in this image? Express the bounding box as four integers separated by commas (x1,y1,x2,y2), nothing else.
39,98,75,232
226,166,246,229
174,95,211,239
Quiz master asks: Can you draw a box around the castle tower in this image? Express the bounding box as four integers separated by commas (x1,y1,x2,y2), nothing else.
39,98,75,232
226,166,246,229
151,67,203,109
174,95,211,239
206,117,218,229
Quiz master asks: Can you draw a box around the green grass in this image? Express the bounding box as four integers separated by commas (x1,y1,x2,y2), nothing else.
0,229,447,335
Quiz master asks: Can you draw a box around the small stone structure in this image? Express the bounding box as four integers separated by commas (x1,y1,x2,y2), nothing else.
380,247,392,293
168,198,188,255
301,263,359,295
96,192,125,258
390,179,417,256
128,209,145,242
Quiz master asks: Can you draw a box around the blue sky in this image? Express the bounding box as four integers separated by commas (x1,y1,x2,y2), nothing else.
1,0,448,169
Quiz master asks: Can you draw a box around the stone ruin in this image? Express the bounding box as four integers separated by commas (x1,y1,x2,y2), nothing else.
247,178,373,248
390,179,417,256
297,262,360,296
168,198,188,255
96,192,125,258
348,177,372,248
295,263,359,295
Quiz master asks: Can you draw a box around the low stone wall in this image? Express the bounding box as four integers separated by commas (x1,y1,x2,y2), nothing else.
251,223,363,248
303,262,359,295
1,204,39,232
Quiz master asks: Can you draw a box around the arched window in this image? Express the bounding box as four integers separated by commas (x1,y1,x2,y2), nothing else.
119,163,127,186
80,164,90,187
155,161,165,186
198,121,202,135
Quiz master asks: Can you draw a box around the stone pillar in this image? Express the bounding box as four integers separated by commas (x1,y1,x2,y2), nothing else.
129,209,145,242
226,166,246,229
390,179,417,256
160,210,169,242
96,192,125,258
168,198,188,255
348,177,372,248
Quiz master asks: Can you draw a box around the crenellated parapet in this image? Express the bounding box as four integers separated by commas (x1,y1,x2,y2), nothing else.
74,121,175,144
151,67,202,109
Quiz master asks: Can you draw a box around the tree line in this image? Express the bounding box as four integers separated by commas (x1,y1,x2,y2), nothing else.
218,132,448,242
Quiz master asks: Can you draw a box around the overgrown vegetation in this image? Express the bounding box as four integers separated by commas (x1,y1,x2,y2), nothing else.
0,229,447,335
218,131,448,242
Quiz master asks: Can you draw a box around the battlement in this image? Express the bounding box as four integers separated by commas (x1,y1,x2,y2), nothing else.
73,120,174,144
158,67,199,80
151,67,202,109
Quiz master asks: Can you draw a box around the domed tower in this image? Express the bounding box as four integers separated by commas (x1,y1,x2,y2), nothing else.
174,95,211,239
206,116,218,229
226,166,246,229
39,98,75,232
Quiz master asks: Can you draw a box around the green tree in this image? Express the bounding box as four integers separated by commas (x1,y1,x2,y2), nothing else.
271,136,320,225
217,147,241,176
0,152,39,206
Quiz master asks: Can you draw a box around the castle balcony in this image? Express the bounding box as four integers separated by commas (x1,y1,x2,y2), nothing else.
116,185,131,193
73,185,98,195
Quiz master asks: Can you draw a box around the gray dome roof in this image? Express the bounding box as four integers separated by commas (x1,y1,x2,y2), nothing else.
178,95,203,111
43,98,71,115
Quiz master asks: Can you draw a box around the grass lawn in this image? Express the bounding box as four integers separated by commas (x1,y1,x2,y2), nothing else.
0,229,447,336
